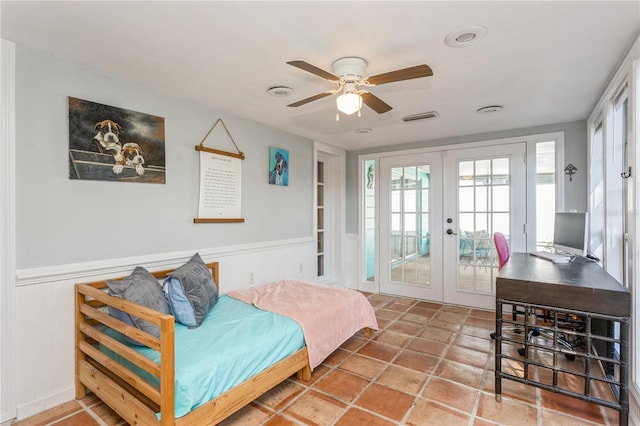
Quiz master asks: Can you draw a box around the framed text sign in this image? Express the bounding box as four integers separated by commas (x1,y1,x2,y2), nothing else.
197,150,242,220
194,119,245,223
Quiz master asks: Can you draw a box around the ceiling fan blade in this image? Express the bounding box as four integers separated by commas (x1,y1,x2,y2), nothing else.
361,92,393,114
367,64,433,85
287,60,339,81
287,92,334,108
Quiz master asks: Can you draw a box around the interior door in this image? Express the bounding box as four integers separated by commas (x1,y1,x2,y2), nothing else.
379,153,443,299
442,144,527,310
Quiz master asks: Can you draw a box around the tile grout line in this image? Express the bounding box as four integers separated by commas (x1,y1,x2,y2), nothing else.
72,400,108,426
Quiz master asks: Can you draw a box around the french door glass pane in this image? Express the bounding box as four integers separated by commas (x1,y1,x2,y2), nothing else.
389,165,431,287
492,186,509,211
457,157,511,295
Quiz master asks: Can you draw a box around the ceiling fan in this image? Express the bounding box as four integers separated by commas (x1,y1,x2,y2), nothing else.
286,57,433,120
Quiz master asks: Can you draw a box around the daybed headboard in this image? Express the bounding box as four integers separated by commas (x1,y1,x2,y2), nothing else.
79,261,220,291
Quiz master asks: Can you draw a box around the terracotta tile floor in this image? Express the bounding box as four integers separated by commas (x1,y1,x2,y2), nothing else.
12,293,620,426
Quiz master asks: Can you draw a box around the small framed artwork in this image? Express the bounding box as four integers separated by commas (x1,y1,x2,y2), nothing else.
68,97,166,183
268,146,289,186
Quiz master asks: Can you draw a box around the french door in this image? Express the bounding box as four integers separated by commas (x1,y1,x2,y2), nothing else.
378,144,526,310
379,153,443,300
442,144,527,310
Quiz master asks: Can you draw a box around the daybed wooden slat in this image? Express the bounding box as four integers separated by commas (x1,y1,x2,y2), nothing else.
79,322,161,378
79,303,162,350
79,340,161,405
80,284,169,326
79,360,160,426
75,285,88,401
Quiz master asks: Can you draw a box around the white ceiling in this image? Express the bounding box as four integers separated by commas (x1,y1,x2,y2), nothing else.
1,1,638,151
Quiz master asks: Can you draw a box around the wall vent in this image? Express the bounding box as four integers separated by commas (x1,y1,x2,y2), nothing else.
402,111,440,122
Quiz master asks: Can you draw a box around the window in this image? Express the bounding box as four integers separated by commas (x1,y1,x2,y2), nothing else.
535,141,556,251
526,136,564,254
364,159,375,282
605,86,628,284
591,85,629,284
590,121,605,261
317,160,324,277
587,42,638,398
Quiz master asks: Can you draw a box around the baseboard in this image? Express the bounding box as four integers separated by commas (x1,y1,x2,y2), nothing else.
15,386,75,421
358,280,377,293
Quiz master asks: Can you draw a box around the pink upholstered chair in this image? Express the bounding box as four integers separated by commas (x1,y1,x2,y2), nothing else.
494,232,510,271
491,232,513,339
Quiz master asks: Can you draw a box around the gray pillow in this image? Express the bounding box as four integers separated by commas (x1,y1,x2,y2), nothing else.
165,253,217,328
106,266,171,340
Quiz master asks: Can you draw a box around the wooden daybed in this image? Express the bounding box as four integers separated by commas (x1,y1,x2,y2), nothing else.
75,261,375,425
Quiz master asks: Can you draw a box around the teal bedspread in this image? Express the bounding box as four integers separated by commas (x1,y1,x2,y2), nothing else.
103,295,305,418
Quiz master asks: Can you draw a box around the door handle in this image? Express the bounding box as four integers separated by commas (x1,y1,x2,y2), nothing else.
446,229,457,235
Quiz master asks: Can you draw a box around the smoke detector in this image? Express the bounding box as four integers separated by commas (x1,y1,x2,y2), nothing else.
476,105,503,114
267,86,294,97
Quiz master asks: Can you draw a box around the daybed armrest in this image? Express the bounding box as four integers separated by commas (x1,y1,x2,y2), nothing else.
75,281,176,425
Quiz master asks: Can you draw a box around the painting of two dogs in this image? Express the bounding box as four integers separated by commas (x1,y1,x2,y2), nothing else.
68,97,166,183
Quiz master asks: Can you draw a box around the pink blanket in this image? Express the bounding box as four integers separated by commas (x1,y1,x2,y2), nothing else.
227,280,378,369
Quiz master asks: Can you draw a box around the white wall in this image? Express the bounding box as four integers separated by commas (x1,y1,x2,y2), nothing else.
3,42,319,421
14,44,314,269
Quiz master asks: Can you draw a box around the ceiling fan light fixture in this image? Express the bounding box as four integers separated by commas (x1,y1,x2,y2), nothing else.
332,57,368,80
336,92,362,115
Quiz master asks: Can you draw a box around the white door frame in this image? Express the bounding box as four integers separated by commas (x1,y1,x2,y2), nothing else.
442,143,527,310
1,38,17,423
314,141,346,285
378,152,443,300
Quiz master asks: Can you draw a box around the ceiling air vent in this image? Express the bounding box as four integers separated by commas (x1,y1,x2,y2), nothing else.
402,111,440,122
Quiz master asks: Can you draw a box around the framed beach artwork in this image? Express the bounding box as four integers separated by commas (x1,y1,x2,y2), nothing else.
268,146,289,186
68,97,166,183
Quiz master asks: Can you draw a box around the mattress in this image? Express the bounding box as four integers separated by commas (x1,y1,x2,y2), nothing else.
102,295,305,418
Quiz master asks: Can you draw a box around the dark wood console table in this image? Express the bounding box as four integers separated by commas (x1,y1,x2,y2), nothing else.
495,253,630,425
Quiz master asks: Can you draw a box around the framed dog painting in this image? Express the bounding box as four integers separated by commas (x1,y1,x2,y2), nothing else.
268,146,289,186
68,97,166,183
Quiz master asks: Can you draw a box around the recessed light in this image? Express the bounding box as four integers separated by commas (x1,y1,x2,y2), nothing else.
267,86,293,97
455,32,476,43
355,128,373,134
445,25,487,47
476,105,504,114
